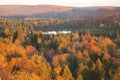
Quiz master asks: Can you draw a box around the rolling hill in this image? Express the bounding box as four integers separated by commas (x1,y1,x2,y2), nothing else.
0,5,120,18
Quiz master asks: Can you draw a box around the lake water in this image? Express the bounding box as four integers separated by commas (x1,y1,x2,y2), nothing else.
43,31,71,35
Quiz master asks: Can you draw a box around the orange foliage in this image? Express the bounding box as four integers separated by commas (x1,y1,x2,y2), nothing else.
52,54,70,67
84,34,91,40
0,42,25,56
25,45,36,54
54,67,62,74
60,54,70,61
0,43,5,50
0,54,7,68
86,39,99,52
14,39,21,46
10,58,23,67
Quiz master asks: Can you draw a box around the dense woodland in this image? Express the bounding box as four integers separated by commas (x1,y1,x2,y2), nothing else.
0,13,120,80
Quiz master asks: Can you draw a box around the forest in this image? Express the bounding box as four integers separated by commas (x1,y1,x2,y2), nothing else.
0,12,120,80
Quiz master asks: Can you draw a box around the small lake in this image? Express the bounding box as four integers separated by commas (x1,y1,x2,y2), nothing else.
43,31,71,35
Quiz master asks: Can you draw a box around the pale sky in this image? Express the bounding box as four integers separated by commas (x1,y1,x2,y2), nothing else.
0,0,120,7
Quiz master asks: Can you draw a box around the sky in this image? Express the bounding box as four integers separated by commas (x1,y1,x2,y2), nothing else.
0,0,120,7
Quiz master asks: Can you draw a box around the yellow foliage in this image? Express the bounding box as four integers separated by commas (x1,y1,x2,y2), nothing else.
102,38,115,47
0,42,26,56
12,71,41,80
56,75,64,80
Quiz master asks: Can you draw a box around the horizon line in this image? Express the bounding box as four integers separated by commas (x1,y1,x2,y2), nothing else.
0,4,120,8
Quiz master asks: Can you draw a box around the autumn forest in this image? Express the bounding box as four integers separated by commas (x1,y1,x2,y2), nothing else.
0,5,120,80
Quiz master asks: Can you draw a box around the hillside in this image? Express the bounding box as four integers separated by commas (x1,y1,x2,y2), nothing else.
0,18,120,80
32,12,120,31
0,5,120,18
0,5,72,17
0,5,120,80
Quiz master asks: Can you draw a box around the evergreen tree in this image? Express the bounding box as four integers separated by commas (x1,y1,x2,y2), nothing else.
61,65,74,80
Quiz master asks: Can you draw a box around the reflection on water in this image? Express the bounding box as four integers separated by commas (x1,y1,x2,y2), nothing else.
43,31,71,35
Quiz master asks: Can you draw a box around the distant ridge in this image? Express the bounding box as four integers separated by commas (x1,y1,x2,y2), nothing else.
0,5,72,16
0,5,120,18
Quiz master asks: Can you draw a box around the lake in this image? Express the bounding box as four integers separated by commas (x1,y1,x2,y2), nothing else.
43,31,71,35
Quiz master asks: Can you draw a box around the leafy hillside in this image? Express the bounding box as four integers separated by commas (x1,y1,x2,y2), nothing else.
0,5,72,17
32,12,120,31
0,5,120,18
0,26,120,80
0,9,120,79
